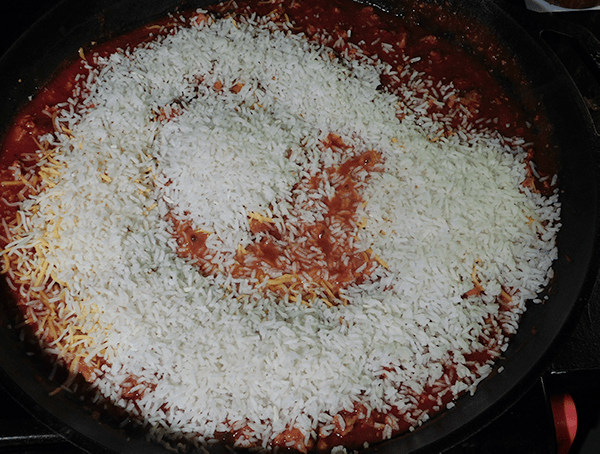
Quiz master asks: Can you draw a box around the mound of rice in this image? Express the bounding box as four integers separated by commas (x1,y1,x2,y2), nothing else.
2,4,560,452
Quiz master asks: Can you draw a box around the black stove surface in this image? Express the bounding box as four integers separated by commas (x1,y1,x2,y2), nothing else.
1,1,600,453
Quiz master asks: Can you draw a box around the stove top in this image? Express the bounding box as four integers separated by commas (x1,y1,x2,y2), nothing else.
1,0,599,453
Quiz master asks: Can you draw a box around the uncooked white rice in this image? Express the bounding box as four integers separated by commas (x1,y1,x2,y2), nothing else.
1,3,560,452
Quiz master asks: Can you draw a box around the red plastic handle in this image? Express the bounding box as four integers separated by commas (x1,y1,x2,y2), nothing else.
551,393,578,454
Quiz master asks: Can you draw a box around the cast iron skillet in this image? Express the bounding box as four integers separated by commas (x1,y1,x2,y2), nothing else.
0,0,599,453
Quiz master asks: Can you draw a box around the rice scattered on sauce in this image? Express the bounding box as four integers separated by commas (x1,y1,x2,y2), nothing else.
0,1,560,452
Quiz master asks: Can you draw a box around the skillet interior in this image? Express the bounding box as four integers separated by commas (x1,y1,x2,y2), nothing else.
0,0,598,453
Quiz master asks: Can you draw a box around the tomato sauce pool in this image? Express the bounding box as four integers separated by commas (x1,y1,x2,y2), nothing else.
0,0,556,451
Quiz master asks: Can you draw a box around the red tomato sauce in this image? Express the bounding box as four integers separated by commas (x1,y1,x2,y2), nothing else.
173,133,383,303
